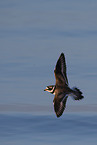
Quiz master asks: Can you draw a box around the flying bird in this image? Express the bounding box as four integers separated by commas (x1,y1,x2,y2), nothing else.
44,53,84,117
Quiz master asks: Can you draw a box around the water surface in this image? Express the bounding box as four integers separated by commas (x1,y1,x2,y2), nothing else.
0,113,97,145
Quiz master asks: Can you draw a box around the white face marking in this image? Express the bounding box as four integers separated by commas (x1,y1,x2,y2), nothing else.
46,86,55,94
47,89,53,93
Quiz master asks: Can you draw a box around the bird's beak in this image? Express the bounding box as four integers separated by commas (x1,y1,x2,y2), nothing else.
44,89,47,91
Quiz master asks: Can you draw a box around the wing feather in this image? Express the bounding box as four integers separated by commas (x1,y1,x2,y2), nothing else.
54,53,68,86
53,94,68,117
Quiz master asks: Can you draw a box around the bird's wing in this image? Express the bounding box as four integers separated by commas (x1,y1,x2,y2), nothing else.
53,93,68,117
54,53,68,86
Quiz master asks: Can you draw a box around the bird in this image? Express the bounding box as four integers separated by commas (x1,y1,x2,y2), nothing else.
44,53,84,117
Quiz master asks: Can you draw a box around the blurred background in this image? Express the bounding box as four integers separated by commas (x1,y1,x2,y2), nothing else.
0,1,97,145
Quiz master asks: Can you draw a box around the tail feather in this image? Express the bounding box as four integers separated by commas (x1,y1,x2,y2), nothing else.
71,87,84,100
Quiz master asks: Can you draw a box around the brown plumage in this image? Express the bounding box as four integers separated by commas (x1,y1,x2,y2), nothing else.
44,53,84,117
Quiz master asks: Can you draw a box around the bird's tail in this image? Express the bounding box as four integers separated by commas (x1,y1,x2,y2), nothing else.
71,87,84,100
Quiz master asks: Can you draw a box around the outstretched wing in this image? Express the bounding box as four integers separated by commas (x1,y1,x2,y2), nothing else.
53,93,68,117
54,53,68,86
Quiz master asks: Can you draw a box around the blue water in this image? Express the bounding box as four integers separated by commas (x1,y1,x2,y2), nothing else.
0,113,97,145
0,0,97,144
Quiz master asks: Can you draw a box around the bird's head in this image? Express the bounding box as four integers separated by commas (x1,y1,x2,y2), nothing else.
44,85,55,94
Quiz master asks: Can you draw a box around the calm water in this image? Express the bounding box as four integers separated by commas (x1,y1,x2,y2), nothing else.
0,113,97,145
0,0,97,144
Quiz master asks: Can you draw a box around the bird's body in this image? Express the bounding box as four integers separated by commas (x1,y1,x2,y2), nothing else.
44,53,84,117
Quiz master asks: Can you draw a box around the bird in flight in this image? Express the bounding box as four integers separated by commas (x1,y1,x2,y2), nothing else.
44,53,84,117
